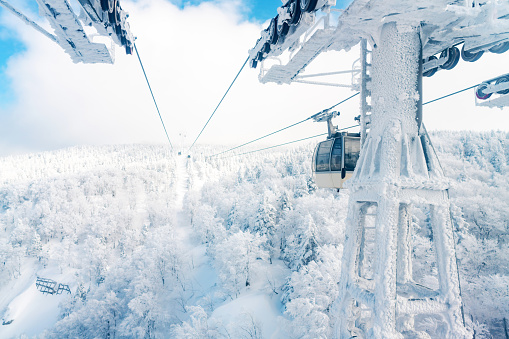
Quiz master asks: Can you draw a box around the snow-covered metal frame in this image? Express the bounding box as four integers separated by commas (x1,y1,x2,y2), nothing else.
36,277,72,295
358,38,371,147
36,277,58,294
0,0,134,64
253,8,344,85
255,11,368,89
251,0,509,85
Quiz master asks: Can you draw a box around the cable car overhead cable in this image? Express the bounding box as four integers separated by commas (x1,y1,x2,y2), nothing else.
423,83,480,106
233,133,327,157
134,43,173,149
324,92,360,111
217,124,359,159
209,116,311,158
209,92,361,158
188,56,250,152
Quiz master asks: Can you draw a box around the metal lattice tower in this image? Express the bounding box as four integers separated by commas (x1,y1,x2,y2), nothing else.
336,23,468,338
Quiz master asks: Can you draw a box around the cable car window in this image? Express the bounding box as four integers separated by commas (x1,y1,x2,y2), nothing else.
344,137,361,171
330,138,343,171
316,140,332,172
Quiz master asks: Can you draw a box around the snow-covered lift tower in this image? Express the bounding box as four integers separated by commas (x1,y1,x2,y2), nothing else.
0,0,134,63
249,0,509,337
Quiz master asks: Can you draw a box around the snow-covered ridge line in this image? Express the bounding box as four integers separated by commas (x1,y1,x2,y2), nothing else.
0,144,175,184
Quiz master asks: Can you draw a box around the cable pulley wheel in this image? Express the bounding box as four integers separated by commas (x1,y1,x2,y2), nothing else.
423,55,438,77
262,43,270,55
439,47,460,70
108,0,115,13
100,0,108,12
300,0,317,13
489,41,509,54
461,45,483,62
114,2,122,35
289,0,302,25
475,83,492,100
108,0,117,24
268,17,279,45
495,76,509,95
277,21,290,42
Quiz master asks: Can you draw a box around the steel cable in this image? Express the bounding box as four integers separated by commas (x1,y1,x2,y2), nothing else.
134,43,173,149
188,56,250,152
209,92,361,158
215,124,359,159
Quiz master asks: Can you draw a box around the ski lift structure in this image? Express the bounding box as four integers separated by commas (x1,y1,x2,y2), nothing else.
0,0,134,64
36,277,71,295
249,0,509,337
311,110,361,189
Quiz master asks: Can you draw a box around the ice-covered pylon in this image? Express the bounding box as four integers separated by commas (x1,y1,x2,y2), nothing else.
336,22,471,338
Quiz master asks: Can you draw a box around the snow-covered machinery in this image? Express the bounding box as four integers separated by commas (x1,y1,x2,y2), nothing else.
0,0,134,63
249,0,509,337
248,0,347,86
249,0,509,85
475,73,509,108
311,110,361,189
248,0,332,69
423,41,509,77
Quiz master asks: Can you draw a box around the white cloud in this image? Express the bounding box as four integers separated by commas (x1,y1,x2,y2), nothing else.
0,0,508,157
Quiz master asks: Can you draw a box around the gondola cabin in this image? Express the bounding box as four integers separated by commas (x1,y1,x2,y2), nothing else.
312,132,361,189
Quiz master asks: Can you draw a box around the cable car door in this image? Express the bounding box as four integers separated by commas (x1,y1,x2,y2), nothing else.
314,140,334,188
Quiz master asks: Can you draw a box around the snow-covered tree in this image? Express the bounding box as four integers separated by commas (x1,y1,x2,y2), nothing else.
212,231,269,298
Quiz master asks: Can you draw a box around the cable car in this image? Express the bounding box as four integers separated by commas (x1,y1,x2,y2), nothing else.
312,132,361,189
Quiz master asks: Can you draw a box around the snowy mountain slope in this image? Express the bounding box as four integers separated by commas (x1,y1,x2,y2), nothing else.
0,132,507,338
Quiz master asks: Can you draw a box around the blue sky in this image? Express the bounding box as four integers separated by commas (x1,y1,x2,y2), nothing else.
0,24,24,107
186,0,281,22
0,0,40,107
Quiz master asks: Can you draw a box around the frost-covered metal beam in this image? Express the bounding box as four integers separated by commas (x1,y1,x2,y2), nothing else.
292,69,361,87
0,0,58,43
34,0,114,63
1,0,134,63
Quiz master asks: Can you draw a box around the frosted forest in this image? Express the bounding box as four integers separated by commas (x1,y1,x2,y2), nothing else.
0,130,508,338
